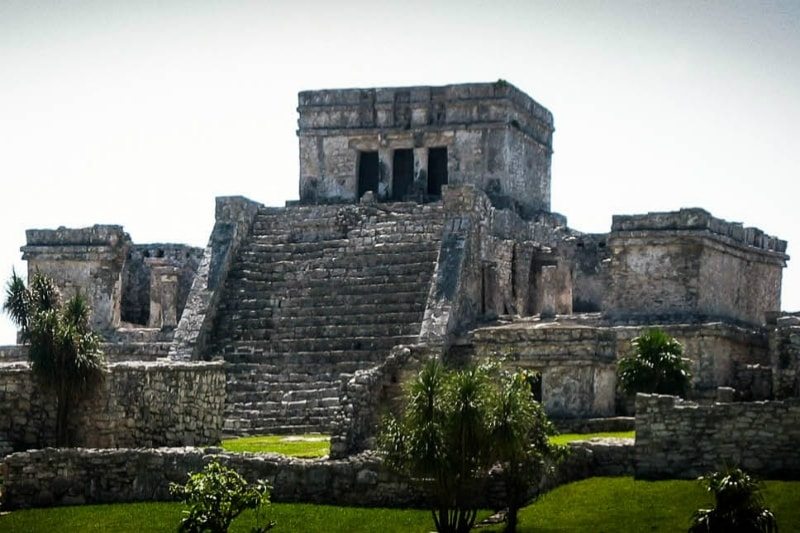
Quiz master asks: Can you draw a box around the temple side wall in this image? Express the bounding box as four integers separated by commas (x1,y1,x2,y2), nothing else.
607,209,787,325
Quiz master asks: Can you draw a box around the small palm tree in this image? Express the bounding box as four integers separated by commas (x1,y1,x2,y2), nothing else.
3,269,105,446
489,370,564,532
689,467,778,532
618,328,692,397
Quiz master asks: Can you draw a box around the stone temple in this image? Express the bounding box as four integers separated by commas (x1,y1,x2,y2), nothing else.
1,80,798,464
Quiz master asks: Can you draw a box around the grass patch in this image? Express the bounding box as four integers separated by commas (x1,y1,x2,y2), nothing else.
549,431,635,445
1,477,797,532
0,502,436,532
220,434,330,457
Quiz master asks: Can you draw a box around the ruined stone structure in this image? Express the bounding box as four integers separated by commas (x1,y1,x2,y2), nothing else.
1,81,797,478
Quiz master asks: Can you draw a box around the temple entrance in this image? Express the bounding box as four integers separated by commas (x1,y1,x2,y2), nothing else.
358,151,379,198
427,147,448,197
392,149,414,201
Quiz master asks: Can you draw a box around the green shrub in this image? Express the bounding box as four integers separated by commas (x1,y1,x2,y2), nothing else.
380,360,563,533
169,460,274,533
617,328,692,397
689,467,778,533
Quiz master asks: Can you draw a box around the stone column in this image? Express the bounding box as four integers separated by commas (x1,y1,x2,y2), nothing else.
377,147,392,201
146,258,180,329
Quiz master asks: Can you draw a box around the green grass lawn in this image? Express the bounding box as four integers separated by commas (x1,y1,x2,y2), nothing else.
218,432,635,457
220,434,330,457
2,477,797,532
549,431,635,446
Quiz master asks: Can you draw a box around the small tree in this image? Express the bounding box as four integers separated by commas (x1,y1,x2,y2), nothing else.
617,328,692,397
380,360,563,533
490,370,564,532
689,467,778,533
170,459,275,533
3,270,105,446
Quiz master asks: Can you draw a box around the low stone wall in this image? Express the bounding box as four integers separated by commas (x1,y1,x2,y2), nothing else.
635,394,800,479
1,439,634,510
0,361,225,452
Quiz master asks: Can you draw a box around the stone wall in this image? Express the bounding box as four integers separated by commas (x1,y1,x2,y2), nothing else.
0,360,224,452
1,439,634,510
330,345,436,459
297,81,553,215
419,186,491,343
770,313,800,398
635,394,800,479
607,208,787,326
472,321,617,418
22,225,130,333
170,196,262,359
120,244,203,327
470,319,769,417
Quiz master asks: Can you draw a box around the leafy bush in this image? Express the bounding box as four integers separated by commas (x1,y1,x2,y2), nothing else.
689,467,778,532
380,360,564,533
169,460,274,533
617,328,691,397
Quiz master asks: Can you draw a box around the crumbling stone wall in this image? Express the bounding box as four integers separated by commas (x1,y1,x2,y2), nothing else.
470,319,769,418
170,196,262,359
770,313,800,398
560,233,610,313
607,208,787,326
635,394,800,479
120,244,203,327
297,82,553,215
330,344,437,459
0,360,224,452
22,225,130,333
1,439,634,509
472,322,617,418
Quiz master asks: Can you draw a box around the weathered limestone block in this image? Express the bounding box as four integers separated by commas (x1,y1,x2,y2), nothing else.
607,208,788,326
145,258,180,329
297,82,553,214
21,225,130,333
635,394,800,479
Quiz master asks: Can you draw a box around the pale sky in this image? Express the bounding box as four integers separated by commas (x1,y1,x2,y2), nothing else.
1,1,798,344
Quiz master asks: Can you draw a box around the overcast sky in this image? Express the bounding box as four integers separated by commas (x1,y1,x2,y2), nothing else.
1,1,798,343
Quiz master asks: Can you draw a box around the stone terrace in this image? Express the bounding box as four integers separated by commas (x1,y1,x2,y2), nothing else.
211,202,444,435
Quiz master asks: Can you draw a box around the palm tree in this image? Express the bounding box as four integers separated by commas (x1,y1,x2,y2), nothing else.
617,328,692,397
3,270,105,446
380,359,493,533
380,361,563,533
689,467,778,532
490,370,564,532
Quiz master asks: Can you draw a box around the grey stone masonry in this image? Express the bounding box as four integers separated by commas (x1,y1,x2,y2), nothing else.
22,225,130,333
769,313,800,398
297,81,553,216
170,196,263,359
0,439,633,510
469,317,770,417
211,201,444,435
607,208,788,326
635,394,800,479
0,360,225,452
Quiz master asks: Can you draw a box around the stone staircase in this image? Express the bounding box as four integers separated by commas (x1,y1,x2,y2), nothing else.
211,202,444,435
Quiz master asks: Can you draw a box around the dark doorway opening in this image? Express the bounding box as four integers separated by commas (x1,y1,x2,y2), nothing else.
427,147,448,197
392,149,414,201
527,372,543,403
358,151,379,199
